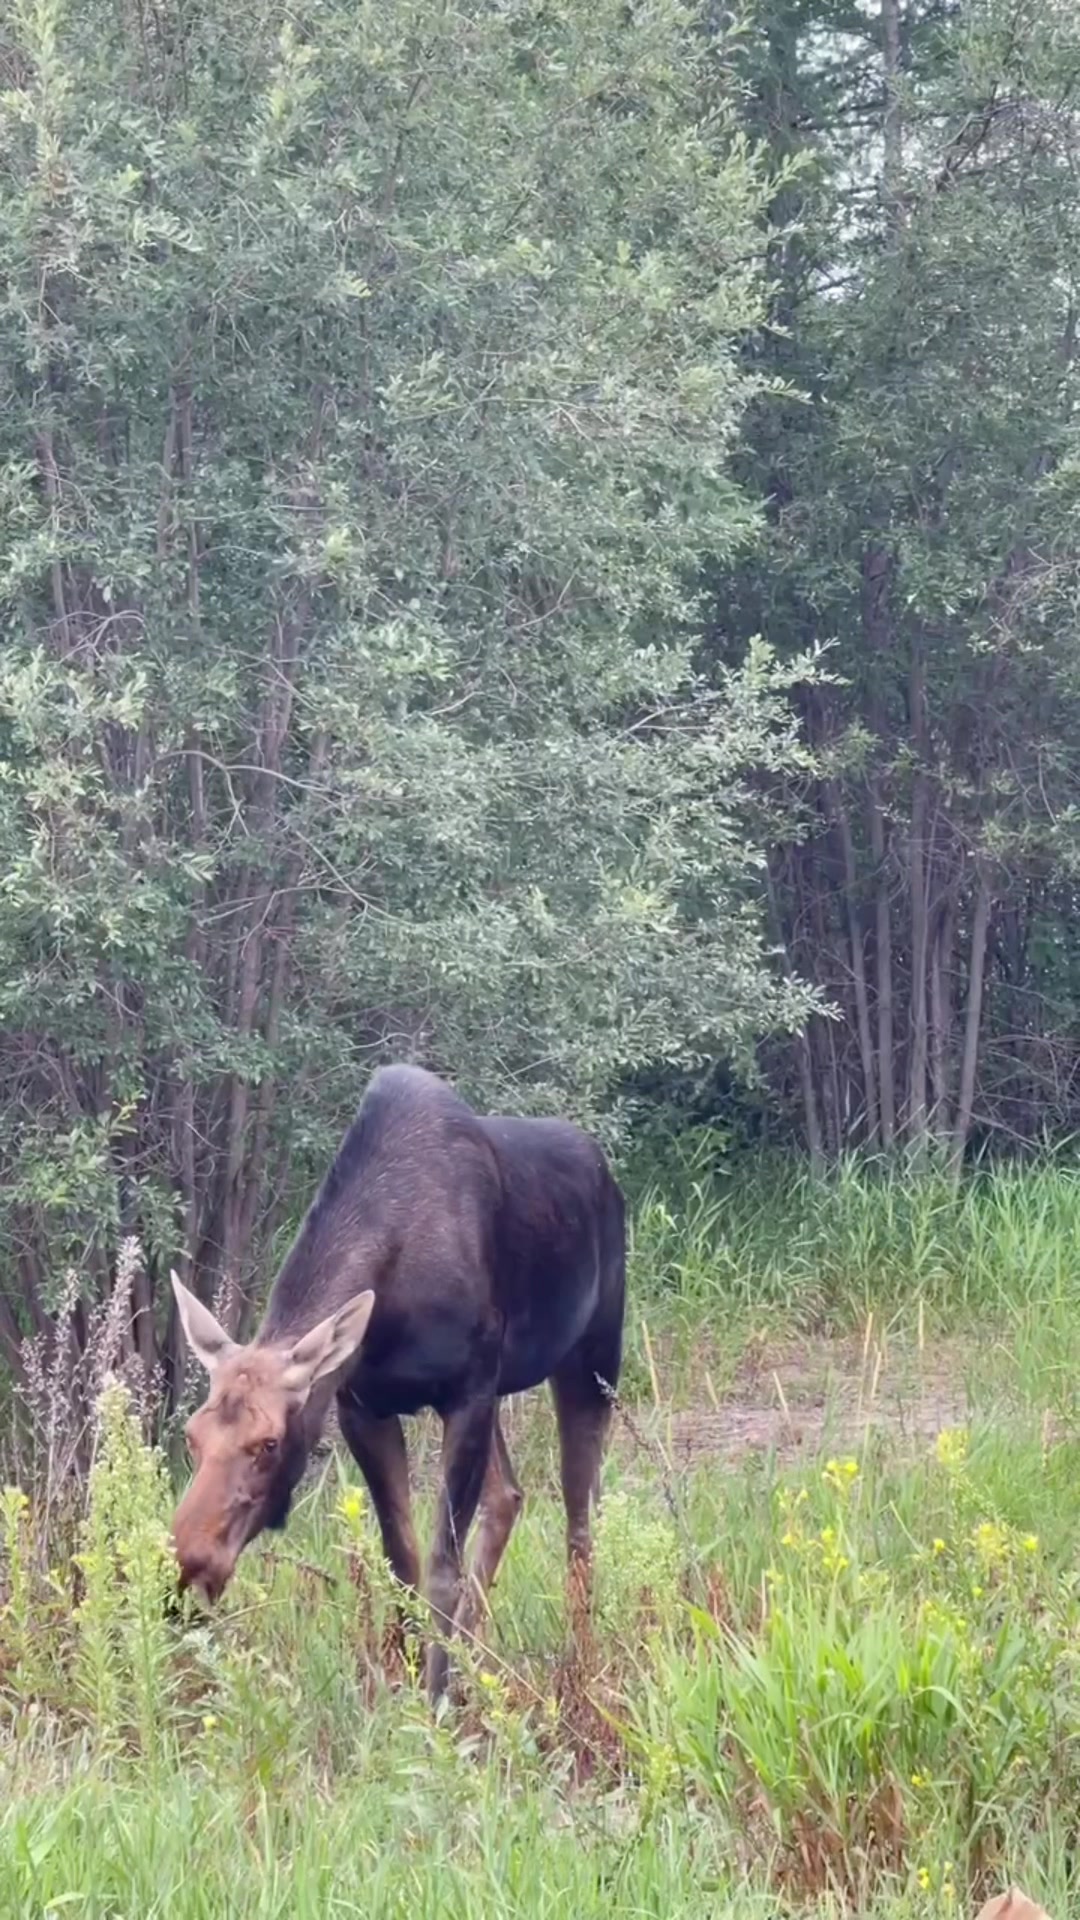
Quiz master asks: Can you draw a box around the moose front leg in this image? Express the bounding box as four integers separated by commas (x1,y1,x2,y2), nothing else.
336,1391,423,1671
425,1395,496,1703
336,1394,422,1592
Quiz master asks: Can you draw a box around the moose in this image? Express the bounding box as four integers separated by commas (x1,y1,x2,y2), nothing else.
170,1063,626,1698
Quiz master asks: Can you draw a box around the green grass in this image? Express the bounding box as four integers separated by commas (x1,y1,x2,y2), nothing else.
7,1154,1080,1916
630,1139,1080,1320
624,1141,1080,1398
6,1383,1080,1916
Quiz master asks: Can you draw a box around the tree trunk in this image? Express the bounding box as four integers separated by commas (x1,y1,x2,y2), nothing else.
906,641,930,1147
767,858,825,1170
929,884,957,1139
951,860,992,1178
882,0,903,200
860,538,896,1149
826,779,880,1145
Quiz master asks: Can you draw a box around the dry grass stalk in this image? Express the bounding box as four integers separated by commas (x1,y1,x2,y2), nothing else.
9,1236,166,1563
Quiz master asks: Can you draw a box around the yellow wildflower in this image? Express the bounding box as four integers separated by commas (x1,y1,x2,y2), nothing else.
934,1427,969,1470
339,1488,364,1525
1022,1533,1039,1554
818,1524,849,1574
972,1520,1010,1564
822,1457,860,1495
932,1538,946,1555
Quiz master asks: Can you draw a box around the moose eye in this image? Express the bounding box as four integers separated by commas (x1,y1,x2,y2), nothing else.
259,1437,278,1460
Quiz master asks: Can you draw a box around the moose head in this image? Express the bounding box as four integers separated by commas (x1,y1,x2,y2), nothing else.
169,1274,374,1601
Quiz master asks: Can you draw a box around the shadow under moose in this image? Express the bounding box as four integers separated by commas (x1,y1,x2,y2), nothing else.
170,1062,626,1702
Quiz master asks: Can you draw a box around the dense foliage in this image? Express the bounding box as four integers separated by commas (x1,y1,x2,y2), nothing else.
714,0,1080,1163
4,0,1080,1379
0,0,815,1371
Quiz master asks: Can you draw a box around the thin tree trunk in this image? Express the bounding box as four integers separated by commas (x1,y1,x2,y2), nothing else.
232,733,330,1274
162,378,208,1396
866,0,905,1149
906,642,930,1147
767,859,825,1170
882,0,903,200
861,539,896,1149
812,1004,843,1159
951,860,992,1178
826,780,880,1145
868,795,896,1149
797,1034,825,1172
929,886,956,1139
216,604,307,1315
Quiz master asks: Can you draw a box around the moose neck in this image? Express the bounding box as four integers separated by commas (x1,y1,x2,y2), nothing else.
258,1222,380,1349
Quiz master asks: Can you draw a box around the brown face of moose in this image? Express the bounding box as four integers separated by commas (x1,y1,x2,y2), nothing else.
170,1275,375,1604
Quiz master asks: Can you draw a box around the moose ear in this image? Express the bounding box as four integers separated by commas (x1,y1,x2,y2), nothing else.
170,1272,237,1375
281,1290,376,1396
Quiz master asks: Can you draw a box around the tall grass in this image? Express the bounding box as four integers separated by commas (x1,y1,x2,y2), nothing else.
4,1352,1080,1915
629,1139,1080,1325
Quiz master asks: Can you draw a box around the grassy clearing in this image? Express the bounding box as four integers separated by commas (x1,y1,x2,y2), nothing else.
625,1143,1080,1399
5,1328,1080,1915
6,1156,1080,1916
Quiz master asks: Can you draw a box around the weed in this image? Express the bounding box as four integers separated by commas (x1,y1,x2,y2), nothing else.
72,1376,176,1758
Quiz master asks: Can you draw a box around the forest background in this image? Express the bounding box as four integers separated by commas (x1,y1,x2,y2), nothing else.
2,0,1079,1397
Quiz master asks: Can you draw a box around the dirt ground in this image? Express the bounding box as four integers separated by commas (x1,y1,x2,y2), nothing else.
620,1332,975,1475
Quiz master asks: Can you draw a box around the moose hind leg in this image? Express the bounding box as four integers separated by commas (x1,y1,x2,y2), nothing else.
552,1354,614,1639
457,1409,523,1646
425,1395,496,1702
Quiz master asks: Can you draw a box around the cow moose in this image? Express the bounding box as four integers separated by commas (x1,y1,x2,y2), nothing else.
170,1063,626,1699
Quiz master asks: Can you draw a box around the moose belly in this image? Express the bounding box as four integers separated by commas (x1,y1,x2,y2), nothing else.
495,1270,600,1396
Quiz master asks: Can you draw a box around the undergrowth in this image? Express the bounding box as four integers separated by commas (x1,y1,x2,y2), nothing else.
3,1336,1080,1915
4,1157,1080,1914
629,1137,1080,1320
622,1140,1080,1396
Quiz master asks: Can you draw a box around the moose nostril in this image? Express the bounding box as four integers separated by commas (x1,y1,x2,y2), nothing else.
176,1551,227,1604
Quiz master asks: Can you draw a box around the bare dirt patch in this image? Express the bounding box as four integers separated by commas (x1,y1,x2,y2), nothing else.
615,1332,976,1474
